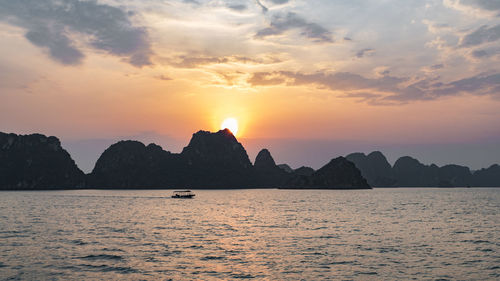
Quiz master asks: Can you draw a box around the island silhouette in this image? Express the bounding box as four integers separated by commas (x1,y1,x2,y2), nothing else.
1,130,499,190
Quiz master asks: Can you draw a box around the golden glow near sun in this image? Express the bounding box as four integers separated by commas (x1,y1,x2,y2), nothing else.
221,118,239,135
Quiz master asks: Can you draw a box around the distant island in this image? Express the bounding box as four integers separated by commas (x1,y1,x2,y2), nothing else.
0,130,369,190
1,130,499,190
346,151,500,187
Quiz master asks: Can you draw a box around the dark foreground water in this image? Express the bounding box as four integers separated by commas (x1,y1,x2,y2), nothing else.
0,188,498,280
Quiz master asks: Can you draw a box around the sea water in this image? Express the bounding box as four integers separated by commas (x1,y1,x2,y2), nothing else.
0,188,498,280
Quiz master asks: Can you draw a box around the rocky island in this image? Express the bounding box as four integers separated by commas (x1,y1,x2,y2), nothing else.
0,129,370,190
2,130,499,190
346,151,500,187
0,132,85,189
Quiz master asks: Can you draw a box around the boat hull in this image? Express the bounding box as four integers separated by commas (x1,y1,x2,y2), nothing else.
171,195,195,199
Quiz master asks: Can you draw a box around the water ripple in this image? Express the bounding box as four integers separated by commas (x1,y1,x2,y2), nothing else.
0,188,498,280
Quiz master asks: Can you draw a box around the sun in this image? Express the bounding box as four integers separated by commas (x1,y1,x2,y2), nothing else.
221,118,239,135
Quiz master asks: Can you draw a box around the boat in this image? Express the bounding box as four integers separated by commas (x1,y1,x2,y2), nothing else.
171,190,195,198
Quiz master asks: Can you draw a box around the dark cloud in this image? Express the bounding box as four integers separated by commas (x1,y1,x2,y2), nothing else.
433,73,500,97
247,70,500,104
471,49,489,58
287,71,406,93
431,64,444,70
255,12,333,43
0,0,153,67
227,4,248,11
255,0,268,13
183,0,201,4
460,0,500,14
460,24,500,47
25,26,84,65
355,48,375,58
248,71,406,92
248,72,286,85
378,69,391,76
470,47,499,58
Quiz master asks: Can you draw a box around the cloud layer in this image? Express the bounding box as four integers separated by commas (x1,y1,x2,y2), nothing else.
1,0,499,106
255,12,333,43
461,0,500,14
461,24,500,47
248,71,500,104
0,0,153,66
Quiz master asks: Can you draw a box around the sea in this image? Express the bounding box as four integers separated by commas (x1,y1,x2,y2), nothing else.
0,188,498,280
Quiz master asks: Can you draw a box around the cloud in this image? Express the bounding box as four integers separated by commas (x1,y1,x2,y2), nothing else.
0,0,153,67
247,70,500,103
232,55,283,64
25,26,84,65
471,49,489,58
338,92,384,103
227,4,248,11
269,0,290,3
460,24,500,47
433,73,500,97
183,0,263,13
470,46,500,59
255,0,268,13
444,0,500,17
183,0,201,5
169,54,282,68
459,0,500,13
431,64,445,70
172,56,229,68
156,75,172,81
248,71,406,92
248,72,286,85
355,48,375,58
255,12,333,43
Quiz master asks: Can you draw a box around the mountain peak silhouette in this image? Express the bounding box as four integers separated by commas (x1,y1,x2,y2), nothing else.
12,131,500,189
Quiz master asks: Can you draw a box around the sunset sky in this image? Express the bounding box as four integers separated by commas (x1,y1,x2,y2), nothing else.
1,0,499,172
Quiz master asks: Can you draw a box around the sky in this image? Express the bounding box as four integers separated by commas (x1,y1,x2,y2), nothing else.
1,0,499,172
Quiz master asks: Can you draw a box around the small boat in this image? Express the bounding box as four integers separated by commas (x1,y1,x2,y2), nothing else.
171,190,195,199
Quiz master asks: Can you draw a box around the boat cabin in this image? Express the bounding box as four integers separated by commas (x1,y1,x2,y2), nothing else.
171,190,195,198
